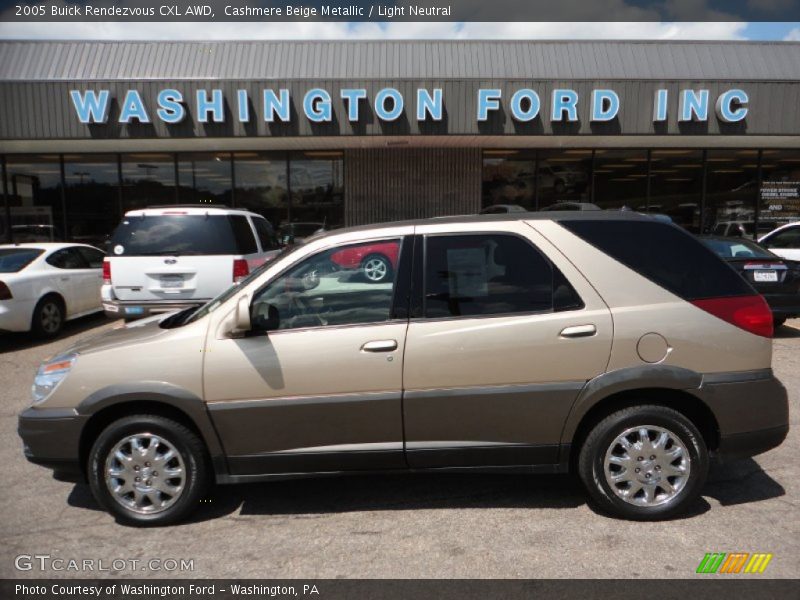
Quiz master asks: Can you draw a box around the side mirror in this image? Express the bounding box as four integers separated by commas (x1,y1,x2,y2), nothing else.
232,295,251,334
281,233,296,247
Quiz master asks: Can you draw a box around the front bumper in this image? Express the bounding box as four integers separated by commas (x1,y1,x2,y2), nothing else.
18,407,87,482
698,370,789,460
102,299,205,320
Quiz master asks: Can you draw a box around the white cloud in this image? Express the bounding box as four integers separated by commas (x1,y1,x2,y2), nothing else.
785,27,800,40
0,20,750,40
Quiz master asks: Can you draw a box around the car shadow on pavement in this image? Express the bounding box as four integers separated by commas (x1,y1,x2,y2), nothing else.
703,457,786,507
774,323,800,338
0,313,110,354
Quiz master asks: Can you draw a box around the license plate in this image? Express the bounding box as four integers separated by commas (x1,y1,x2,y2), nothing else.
125,306,144,315
754,270,778,282
160,276,184,288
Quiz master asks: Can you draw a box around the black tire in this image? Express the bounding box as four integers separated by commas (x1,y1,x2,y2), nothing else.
31,295,65,338
578,405,708,521
774,317,787,329
87,414,210,526
361,254,392,284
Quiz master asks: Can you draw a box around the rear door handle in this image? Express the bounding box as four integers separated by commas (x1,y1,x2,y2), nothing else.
560,324,597,338
361,340,398,352
60,276,70,282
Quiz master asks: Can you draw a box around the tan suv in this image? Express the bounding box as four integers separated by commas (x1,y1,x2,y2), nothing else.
18,212,788,525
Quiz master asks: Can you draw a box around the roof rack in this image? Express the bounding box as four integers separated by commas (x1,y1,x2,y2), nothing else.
144,204,231,209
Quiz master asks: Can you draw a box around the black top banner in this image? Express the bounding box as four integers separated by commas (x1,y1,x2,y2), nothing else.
3,0,800,22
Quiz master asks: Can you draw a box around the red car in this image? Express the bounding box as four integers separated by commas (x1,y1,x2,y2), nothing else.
330,241,400,283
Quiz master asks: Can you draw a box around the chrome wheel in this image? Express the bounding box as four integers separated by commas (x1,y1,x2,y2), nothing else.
40,302,62,334
363,256,389,282
604,425,690,507
105,433,186,515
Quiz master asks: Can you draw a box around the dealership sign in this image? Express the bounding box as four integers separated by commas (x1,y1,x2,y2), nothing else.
69,87,749,125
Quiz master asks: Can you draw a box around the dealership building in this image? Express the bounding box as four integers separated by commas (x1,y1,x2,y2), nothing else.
0,39,799,244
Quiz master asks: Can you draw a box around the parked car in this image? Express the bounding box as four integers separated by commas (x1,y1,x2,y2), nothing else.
479,204,528,215
759,221,800,261
330,241,400,283
101,206,281,320
19,213,787,525
712,221,779,238
0,243,105,337
700,235,800,328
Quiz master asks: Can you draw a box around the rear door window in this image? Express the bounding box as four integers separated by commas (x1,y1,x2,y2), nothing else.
228,215,258,255
423,234,582,318
560,219,753,300
75,246,106,268
252,217,280,251
765,227,800,249
108,215,240,256
46,248,89,269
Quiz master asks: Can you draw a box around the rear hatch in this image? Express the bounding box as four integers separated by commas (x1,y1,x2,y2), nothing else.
107,213,249,302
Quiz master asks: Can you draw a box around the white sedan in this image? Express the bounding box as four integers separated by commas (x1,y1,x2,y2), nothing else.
0,243,106,337
759,222,800,262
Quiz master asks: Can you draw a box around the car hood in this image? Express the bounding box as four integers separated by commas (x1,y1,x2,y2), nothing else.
66,314,175,356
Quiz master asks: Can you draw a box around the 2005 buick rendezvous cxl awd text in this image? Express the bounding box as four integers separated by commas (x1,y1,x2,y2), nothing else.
18,212,789,525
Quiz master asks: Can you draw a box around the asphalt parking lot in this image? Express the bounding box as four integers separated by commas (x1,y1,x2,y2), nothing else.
1,315,798,579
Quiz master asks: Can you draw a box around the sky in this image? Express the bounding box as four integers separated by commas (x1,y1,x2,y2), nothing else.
0,21,799,40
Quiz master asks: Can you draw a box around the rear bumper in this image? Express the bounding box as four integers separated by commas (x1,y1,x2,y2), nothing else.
102,299,205,320
698,370,789,460
18,407,87,482
763,294,800,319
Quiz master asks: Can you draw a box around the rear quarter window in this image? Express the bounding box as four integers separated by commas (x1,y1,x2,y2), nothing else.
560,219,753,300
228,215,258,255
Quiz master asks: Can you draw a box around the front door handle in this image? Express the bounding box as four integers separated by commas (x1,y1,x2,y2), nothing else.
361,339,398,352
560,324,597,338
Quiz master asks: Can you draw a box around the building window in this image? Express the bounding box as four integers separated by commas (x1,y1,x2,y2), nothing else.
703,149,758,236
232,152,288,230
482,151,537,211
121,153,176,211
759,149,800,232
289,152,344,232
177,152,233,205
4,155,64,243
536,150,592,209
648,149,704,232
593,149,648,212
63,154,120,248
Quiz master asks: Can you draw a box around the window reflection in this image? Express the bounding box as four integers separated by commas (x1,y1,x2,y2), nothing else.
121,153,175,211
648,149,704,232
288,152,345,235
704,149,758,236
482,151,537,210
63,154,120,248
177,153,233,205
536,150,592,209
593,149,648,211
4,155,63,243
232,152,288,230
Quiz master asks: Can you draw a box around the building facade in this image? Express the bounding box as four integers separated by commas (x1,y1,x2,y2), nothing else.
1,39,799,245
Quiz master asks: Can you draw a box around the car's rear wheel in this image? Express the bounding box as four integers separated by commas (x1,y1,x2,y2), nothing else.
362,254,392,283
578,405,708,520
88,415,210,526
31,295,64,338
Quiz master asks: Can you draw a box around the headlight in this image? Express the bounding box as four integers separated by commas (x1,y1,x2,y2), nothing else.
31,353,77,405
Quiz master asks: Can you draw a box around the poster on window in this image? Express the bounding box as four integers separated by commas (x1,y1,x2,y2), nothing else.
446,247,488,298
760,180,800,223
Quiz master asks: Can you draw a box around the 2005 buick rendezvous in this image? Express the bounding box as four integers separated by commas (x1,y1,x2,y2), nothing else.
19,213,788,525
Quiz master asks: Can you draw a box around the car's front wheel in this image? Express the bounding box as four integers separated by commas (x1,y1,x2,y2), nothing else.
88,415,210,526
578,405,708,520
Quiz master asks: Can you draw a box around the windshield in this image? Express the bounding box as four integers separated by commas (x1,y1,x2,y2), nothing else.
701,237,774,260
109,215,242,256
169,242,307,327
0,248,44,272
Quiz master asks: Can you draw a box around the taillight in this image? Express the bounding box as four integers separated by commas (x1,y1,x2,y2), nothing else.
0,281,12,300
691,295,773,338
233,259,249,283
102,259,111,284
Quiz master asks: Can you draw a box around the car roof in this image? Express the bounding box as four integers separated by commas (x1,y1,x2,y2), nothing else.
124,206,261,217
0,242,97,251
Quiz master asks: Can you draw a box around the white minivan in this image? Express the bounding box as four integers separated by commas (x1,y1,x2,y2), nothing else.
102,206,280,320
